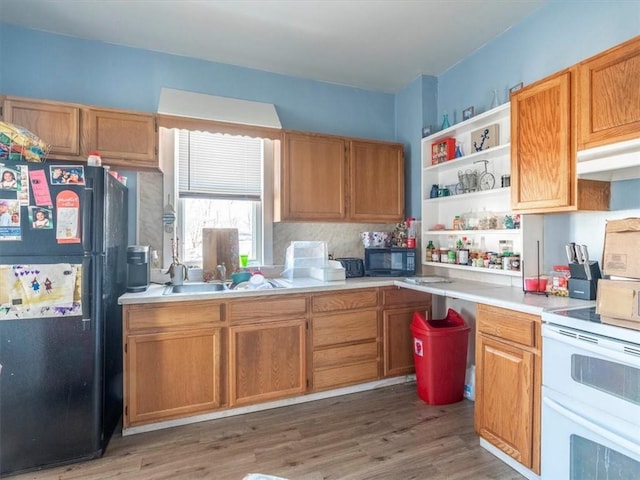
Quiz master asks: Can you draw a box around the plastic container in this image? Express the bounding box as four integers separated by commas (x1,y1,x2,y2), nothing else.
549,265,570,296
410,309,470,405
524,276,548,292
282,241,327,279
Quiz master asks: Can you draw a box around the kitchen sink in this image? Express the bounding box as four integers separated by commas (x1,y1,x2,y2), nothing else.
163,283,228,295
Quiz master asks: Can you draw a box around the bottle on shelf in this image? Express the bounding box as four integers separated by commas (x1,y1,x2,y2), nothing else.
490,89,499,109
406,218,416,249
425,240,436,261
455,143,464,158
441,112,450,130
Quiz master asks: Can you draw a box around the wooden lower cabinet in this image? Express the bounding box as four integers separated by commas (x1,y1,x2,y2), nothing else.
381,287,431,377
475,304,541,474
122,286,435,428
227,294,307,406
126,328,221,426
311,289,379,391
123,301,225,428
229,319,306,406
382,306,420,377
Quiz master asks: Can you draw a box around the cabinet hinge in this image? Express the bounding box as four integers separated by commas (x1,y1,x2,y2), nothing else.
0,106,3,118
306,379,310,388
154,119,158,132
155,146,158,156
125,405,128,417
124,343,127,353
305,321,309,331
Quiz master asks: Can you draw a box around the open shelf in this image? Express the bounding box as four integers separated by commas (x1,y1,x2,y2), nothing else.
424,143,511,172
424,186,511,203
425,228,521,236
423,261,522,277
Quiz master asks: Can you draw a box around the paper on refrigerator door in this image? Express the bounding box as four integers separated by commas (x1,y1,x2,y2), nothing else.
0,264,82,319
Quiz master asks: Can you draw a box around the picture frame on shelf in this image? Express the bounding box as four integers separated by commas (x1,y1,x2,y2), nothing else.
509,82,524,95
462,106,474,121
471,124,500,152
422,125,433,138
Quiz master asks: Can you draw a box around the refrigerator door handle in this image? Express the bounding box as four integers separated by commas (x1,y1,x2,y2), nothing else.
82,179,94,253
82,255,92,331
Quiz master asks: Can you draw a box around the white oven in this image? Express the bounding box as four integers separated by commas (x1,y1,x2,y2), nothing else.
541,308,640,479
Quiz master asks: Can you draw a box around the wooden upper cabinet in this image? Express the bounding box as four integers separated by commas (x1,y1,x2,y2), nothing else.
2,97,81,158
578,35,640,150
349,140,404,222
511,69,575,212
84,108,157,169
276,131,405,223
277,131,347,221
511,69,610,213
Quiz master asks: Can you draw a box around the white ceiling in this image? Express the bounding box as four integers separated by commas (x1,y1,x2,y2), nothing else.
0,0,547,93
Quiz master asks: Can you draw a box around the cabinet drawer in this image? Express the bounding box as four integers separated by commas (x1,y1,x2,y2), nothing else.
313,341,378,370
381,286,432,307
476,304,540,348
228,295,307,324
313,310,378,348
312,289,378,313
126,302,223,331
313,361,379,391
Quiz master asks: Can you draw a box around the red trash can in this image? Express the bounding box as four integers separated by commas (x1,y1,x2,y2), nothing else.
410,308,470,405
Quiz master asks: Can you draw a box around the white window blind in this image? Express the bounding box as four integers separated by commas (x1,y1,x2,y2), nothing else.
178,131,262,200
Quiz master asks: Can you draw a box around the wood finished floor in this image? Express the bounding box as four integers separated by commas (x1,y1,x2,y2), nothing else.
10,383,525,480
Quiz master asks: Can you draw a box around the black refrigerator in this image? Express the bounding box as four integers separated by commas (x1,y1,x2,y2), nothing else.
0,160,128,476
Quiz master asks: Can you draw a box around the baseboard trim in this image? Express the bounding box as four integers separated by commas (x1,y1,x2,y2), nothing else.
479,438,540,480
123,374,416,436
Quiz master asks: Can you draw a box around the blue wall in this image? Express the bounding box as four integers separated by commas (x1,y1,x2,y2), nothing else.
1,0,639,221
437,0,640,123
0,24,395,141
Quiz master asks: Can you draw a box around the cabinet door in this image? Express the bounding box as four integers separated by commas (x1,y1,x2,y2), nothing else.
229,319,306,406
511,69,576,213
85,108,157,169
349,140,404,222
578,35,640,150
277,131,347,221
475,334,536,471
3,97,81,157
125,328,221,427
383,305,428,377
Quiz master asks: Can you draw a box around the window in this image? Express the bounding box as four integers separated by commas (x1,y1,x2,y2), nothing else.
176,130,264,265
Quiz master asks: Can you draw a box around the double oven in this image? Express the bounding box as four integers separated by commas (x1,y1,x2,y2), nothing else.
541,306,640,479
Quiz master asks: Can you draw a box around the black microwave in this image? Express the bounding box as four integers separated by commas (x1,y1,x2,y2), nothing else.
364,247,416,276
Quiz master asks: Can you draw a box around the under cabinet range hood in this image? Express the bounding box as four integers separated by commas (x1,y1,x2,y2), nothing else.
577,138,640,182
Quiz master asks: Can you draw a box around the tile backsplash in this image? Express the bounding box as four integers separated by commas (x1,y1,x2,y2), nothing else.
272,221,420,265
138,171,164,265
137,171,414,268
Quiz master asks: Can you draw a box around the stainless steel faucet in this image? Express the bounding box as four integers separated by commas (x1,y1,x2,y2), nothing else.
216,263,227,282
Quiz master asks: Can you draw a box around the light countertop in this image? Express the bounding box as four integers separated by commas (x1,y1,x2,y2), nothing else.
119,276,593,315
